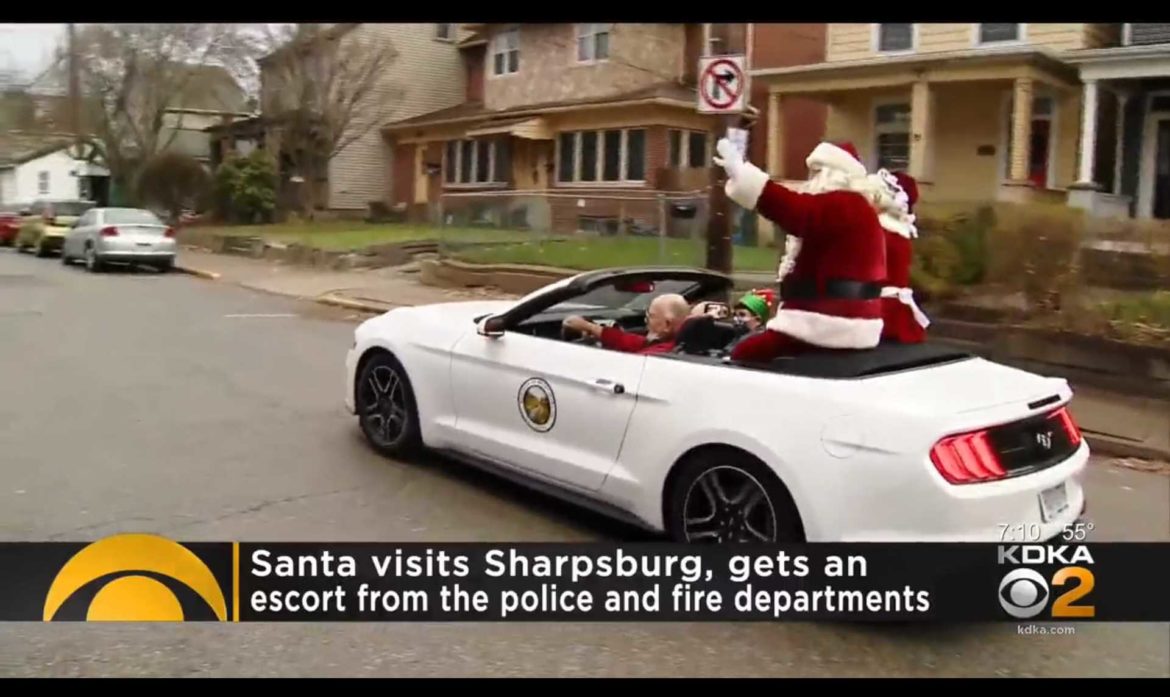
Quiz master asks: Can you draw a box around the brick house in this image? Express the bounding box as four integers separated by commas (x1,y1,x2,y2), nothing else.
381,24,826,238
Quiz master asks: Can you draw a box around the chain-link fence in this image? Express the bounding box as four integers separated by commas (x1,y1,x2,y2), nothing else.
432,189,782,279
434,189,714,271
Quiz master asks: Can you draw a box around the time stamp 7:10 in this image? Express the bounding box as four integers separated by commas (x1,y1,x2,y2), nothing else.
999,522,1095,543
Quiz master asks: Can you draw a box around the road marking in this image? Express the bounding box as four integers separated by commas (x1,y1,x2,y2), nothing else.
223,313,297,318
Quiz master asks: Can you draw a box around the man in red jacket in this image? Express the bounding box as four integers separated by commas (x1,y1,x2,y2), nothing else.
714,138,889,362
563,293,690,355
875,170,930,343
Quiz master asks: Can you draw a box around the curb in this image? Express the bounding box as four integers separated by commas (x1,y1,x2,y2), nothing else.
175,264,222,281
1083,433,1169,463
316,293,391,314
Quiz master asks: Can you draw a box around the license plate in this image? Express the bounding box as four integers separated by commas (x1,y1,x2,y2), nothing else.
137,242,152,247
1039,482,1069,522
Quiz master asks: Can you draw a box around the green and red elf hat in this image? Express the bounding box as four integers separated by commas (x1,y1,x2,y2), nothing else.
735,293,771,323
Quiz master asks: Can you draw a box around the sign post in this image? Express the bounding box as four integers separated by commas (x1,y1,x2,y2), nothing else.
697,54,750,275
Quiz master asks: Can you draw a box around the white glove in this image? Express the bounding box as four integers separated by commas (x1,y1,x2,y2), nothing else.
713,137,744,180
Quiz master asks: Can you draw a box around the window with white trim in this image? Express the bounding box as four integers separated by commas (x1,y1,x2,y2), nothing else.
874,103,911,171
37,171,49,195
576,23,610,62
1003,95,1056,188
667,129,711,168
877,24,914,52
491,28,520,76
444,138,511,185
979,23,1021,44
435,24,455,41
557,128,646,183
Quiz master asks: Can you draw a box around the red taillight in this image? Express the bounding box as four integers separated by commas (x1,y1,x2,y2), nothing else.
931,429,1005,485
164,227,175,238
100,226,118,237
1052,407,1082,448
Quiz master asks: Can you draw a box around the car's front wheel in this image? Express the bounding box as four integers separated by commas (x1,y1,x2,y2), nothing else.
356,352,421,458
666,449,804,544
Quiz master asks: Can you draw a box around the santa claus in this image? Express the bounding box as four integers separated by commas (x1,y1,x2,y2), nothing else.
874,169,930,343
713,138,889,362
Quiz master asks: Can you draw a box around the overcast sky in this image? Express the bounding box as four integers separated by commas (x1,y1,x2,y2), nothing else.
0,24,65,81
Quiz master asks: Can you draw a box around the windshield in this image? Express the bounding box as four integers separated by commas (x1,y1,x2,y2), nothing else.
47,201,94,216
103,209,164,226
544,279,704,315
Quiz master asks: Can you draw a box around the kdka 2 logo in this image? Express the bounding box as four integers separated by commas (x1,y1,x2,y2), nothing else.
996,545,1096,619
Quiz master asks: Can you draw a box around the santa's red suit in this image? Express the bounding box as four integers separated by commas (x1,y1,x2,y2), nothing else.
875,170,930,343
715,139,888,362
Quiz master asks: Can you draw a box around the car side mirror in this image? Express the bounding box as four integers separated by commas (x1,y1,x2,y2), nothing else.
477,316,505,338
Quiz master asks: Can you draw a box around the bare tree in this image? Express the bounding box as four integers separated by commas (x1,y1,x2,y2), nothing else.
54,23,256,202
254,23,400,215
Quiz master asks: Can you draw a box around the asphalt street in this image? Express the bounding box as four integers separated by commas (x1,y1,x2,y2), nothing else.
0,248,1167,677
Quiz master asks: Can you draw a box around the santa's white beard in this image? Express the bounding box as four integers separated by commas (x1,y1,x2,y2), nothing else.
801,168,853,195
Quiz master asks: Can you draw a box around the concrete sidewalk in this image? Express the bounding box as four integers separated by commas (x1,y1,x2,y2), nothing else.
175,248,1168,463
175,248,519,311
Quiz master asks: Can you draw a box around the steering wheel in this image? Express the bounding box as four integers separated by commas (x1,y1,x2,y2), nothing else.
561,321,599,345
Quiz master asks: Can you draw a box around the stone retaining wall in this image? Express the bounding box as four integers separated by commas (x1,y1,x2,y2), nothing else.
176,230,439,271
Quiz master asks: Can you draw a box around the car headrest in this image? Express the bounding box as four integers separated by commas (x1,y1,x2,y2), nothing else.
675,316,743,355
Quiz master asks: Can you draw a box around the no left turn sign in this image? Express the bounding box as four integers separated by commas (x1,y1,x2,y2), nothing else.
698,55,747,113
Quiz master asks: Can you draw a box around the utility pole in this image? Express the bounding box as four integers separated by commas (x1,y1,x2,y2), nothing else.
702,23,750,275
68,23,80,139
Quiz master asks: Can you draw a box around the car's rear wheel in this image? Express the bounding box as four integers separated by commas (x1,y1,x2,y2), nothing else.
356,352,421,458
84,246,103,273
666,449,804,544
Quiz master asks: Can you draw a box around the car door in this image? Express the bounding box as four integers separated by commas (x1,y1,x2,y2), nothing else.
448,328,647,493
65,210,95,257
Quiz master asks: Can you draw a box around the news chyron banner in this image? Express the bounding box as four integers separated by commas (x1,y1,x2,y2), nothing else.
1,534,1167,623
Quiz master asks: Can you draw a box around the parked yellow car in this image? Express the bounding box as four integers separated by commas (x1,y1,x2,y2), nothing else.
17,200,95,257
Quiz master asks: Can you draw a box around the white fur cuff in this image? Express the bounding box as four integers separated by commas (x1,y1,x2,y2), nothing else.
766,309,883,349
725,161,770,211
879,212,917,238
806,142,867,178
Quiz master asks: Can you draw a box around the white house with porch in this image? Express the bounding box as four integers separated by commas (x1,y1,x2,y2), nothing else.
1066,23,1170,220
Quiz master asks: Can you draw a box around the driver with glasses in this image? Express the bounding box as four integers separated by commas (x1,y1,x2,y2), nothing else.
562,293,690,355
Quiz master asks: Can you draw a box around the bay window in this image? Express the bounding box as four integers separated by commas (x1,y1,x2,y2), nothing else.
557,128,647,183
667,129,710,168
444,138,511,185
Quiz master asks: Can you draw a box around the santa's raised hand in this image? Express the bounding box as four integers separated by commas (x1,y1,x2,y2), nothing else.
713,137,770,212
713,137,743,178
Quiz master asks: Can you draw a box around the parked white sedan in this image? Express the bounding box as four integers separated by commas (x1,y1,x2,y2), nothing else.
345,267,1089,544
61,207,177,272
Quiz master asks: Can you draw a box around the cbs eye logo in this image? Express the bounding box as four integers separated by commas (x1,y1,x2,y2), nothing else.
998,567,1096,619
43,534,230,622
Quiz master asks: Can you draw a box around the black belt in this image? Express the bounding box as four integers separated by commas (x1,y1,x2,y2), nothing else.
780,278,882,301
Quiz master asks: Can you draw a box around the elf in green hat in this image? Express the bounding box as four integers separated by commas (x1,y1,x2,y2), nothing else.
733,292,770,332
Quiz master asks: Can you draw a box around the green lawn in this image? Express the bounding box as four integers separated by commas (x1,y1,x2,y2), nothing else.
189,222,532,251
188,221,779,272
450,236,778,273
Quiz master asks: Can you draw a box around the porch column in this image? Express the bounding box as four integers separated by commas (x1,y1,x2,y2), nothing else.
760,90,784,247
1076,79,1100,185
1009,78,1034,183
908,79,932,180
1114,91,1129,195
766,90,783,177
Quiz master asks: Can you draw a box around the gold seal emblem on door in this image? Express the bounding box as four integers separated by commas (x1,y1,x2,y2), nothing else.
518,378,556,432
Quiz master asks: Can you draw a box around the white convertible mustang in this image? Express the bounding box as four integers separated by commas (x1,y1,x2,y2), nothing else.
345,267,1089,544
